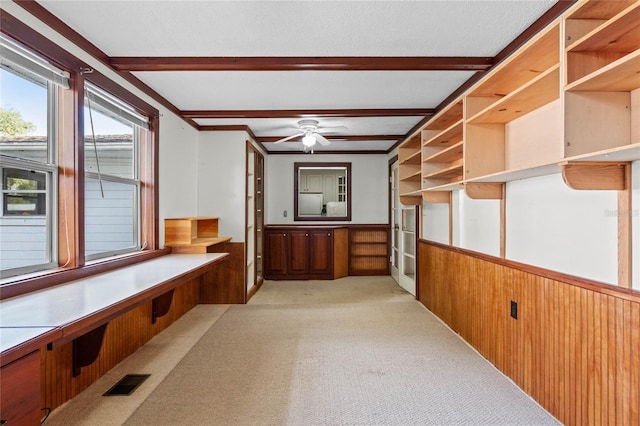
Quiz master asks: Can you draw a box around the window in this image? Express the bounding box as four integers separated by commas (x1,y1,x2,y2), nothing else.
0,23,159,292
0,35,65,277
84,84,147,260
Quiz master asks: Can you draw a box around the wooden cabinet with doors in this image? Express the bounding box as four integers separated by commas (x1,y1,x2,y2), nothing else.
264,226,348,280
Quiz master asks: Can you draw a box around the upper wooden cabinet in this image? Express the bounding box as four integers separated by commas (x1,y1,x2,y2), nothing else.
397,0,639,200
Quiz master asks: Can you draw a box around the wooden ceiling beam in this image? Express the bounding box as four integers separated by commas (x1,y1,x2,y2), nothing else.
183,109,433,119
257,135,403,143
111,56,494,72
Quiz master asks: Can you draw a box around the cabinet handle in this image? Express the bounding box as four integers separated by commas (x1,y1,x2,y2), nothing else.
327,233,330,236
283,233,286,237
305,233,309,236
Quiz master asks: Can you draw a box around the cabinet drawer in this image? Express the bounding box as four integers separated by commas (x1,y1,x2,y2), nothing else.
0,350,41,425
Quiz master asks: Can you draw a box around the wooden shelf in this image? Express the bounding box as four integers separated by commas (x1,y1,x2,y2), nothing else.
565,2,639,85
423,141,463,164
423,120,463,148
423,99,463,131
165,217,231,253
467,65,560,124
468,23,560,101
422,182,464,192
401,170,421,181
349,226,389,275
420,98,464,192
399,189,422,197
568,2,639,53
422,161,463,181
566,49,640,91
400,149,421,165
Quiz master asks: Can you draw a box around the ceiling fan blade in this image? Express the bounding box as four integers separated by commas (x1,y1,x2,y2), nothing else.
318,126,348,134
273,132,304,144
314,133,332,146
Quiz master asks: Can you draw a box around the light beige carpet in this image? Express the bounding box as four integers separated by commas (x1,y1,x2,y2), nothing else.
124,299,559,425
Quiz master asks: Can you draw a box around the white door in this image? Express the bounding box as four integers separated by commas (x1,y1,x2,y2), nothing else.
390,162,400,282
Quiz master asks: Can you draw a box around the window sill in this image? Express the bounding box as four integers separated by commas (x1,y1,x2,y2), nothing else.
0,248,170,300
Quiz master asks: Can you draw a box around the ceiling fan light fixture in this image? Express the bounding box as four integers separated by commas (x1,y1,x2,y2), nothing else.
302,133,316,147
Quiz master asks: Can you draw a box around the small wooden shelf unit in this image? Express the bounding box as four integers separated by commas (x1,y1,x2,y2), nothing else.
164,217,231,253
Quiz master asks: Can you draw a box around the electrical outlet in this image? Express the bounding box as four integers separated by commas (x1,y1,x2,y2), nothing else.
283,210,287,217
510,300,518,320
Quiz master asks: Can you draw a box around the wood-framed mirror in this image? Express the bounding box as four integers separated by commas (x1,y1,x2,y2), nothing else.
294,162,351,221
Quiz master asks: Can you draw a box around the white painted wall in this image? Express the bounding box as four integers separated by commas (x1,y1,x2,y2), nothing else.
197,131,249,242
506,173,618,285
420,167,639,289
457,190,501,257
158,110,200,246
266,154,388,225
422,202,449,245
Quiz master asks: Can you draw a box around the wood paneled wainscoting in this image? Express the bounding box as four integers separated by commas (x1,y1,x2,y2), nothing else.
41,277,202,411
418,240,639,426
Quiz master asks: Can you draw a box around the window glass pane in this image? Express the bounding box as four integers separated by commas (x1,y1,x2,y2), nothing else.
84,103,135,179
0,167,51,273
3,168,46,215
0,68,49,162
85,178,137,257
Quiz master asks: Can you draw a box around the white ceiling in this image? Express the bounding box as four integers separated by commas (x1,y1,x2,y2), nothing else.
35,0,562,153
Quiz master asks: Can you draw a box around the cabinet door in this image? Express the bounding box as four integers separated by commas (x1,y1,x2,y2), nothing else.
309,230,333,275
287,231,309,275
0,351,41,425
264,231,288,276
306,174,323,192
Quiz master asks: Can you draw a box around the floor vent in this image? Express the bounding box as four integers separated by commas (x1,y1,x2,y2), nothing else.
103,374,150,396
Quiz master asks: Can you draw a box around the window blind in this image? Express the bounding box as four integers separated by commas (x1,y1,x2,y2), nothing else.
85,83,150,130
0,35,70,89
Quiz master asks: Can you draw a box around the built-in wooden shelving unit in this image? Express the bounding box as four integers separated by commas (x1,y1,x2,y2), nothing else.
349,226,390,275
397,133,422,205
421,98,464,194
396,0,639,202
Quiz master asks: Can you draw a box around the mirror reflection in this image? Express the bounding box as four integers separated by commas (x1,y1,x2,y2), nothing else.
294,162,351,221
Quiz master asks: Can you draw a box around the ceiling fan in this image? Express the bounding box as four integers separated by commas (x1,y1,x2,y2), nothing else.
273,119,347,151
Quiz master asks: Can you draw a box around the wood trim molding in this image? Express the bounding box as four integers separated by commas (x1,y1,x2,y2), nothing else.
618,163,632,288
110,56,494,72
419,239,640,303
258,135,403,143
268,150,387,155
182,109,434,119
